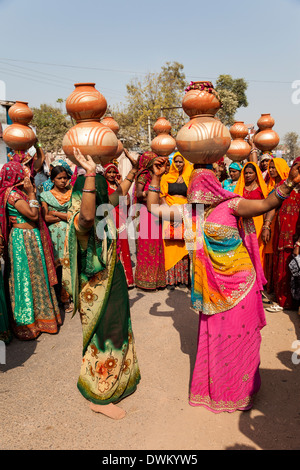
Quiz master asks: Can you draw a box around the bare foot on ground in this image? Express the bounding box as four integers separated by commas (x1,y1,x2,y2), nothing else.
89,402,126,420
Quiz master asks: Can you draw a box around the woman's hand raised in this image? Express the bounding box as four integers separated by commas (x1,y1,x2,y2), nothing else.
288,162,300,186
73,148,96,174
153,157,168,178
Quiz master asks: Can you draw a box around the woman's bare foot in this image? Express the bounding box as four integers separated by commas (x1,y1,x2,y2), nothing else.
89,402,126,420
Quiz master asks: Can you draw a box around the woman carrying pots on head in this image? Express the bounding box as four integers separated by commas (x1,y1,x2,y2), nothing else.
133,151,166,291
261,158,290,301
160,152,193,289
103,153,134,288
234,161,269,268
222,162,243,192
0,162,61,340
40,165,73,312
62,148,141,420
146,157,300,413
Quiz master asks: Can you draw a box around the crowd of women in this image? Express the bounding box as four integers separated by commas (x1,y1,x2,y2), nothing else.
0,136,300,419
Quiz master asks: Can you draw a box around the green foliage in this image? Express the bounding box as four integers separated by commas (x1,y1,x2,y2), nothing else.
111,61,186,151
283,131,300,160
215,74,248,126
31,104,72,153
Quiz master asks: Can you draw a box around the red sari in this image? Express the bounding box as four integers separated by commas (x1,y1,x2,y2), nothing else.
106,183,134,288
273,189,300,308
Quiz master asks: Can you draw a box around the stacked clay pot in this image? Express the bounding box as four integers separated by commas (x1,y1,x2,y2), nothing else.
3,101,36,151
226,121,251,162
101,115,124,158
253,113,279,153
151,116,176,157
62,83,118,165
175,81,231,164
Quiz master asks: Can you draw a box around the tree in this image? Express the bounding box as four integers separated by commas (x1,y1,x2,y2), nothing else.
31,104,72,153
283,131,300,161
111,61,186,151
215,75,248,126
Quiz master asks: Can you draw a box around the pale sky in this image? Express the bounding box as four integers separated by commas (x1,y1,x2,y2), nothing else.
1,0,299,140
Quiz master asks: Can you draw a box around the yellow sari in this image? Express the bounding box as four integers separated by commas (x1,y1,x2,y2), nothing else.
234,162,268,267
160,153,193,271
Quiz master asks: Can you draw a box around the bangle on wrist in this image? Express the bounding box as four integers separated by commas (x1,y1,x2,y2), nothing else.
284,179,296,189
125,177,134,183
262,225,271,231
294,241,300,247
84,173,96,177
82,189,96,193
250,148,257,153
148,185,160,193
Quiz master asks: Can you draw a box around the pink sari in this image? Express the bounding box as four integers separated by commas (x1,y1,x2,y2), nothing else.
184,169,266,412
134,152,166,290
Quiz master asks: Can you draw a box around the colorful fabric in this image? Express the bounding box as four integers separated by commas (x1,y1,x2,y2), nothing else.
160,153,192,273
189,284,266,412
181,168,266,412
0,162,57,287
105,180,134,288
62,175,140,405
7,226,61,340
40,189,72,267
273,181,300,308
266,157,290,194
234,162,268,266
133,151,157,203
42,159,73,191
182,168,266,315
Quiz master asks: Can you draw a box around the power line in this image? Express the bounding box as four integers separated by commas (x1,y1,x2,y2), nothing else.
0,57,294,85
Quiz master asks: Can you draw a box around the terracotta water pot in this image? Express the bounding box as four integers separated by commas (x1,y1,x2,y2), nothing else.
63,83,119,164
114,140,124,158
101,116,120,135
8,101,33,125
253,113,279,152
62,121,118,165
153,116,172,135
182,81,222,117
151,133,176,157
151,117,176,156
176,115,231,164
176,81,230,164
256,113,275,131
65,83,107,123
226,121,251,162
3,123,36,151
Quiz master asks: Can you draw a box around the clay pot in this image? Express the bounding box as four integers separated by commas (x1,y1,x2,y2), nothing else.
226,121,251,162
101,116,120,135
62,121,118,165
151,133,176,157
115,140,124,158
182,81,222,117
151,116,176,156
8,101,33,125
3,123,36,151
153,117,172,135
65,83,107,123
176,115,231,164
256,113,275,131
253,113,279,152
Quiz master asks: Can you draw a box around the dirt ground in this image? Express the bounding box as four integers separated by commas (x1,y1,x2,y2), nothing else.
1,282,300,451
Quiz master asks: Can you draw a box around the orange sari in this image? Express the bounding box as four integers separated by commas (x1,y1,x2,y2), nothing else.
234,162,268,267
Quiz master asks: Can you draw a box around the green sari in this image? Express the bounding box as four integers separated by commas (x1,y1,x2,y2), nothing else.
63,175,140,405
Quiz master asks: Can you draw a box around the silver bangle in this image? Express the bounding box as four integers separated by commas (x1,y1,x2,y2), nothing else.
29,199,40,208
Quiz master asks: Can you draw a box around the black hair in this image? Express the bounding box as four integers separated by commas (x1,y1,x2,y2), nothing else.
50,166,69,181
245,163,257,174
